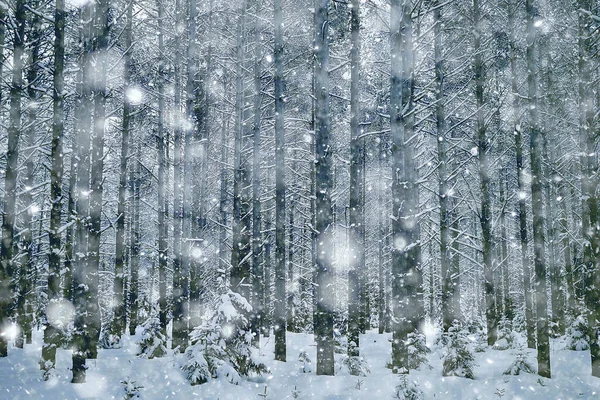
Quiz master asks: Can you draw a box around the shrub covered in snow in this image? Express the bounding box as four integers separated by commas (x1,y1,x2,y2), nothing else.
337,351,370,376
442,321,476,379
565,314,589,351
503,348,536,375
407,331,430,370
182,290,267,385
121,378,143,399
493,318,514,350
137,308,167,359
298,350,313,373
393,375,423,400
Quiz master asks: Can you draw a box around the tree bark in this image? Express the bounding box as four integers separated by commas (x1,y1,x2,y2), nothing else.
0,0,26,357
43,0,66,372
273,0,287,362
526,0,550,378
314,0,334,376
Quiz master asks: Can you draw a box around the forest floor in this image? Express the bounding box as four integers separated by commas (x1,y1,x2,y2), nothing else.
0,326,598,399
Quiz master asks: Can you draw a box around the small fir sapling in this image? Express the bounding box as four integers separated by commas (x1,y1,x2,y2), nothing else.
121,378,143,399
407,331,430,370
298,350,313,373
565,314,590,351
493,317,514,350
137,306,167,359
442,320,476,379
182,290,267,385
503,346,536,375
393,375,424,400
338,345,370,376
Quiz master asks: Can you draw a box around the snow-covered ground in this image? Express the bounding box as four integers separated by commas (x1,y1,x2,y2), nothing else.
0,328,598,399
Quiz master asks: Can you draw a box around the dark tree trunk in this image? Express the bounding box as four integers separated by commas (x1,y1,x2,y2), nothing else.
473,0,496,347
251,8,263,346
112,0,134,342
17,4,42,348
314,0,334,376
71,4,94,382
273,0,287,362
526,0,550,378
156,0,169,347
43,0,66,372
390,0,420,373
508,0,535,349
348,0,363,359
0,0,26,357
86,0,110,358
128,141,141,336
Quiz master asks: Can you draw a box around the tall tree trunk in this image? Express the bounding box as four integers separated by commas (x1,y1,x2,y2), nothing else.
348,0,363,359
128,141,141,336
434,0,457,333
499,170,511,322
111,0,134,342
156,0,169,347
273,0,287,362
17,5,42,348
473,0,496,347
231,1,252,310
390,0,420,373
171,0,184,351
251,7,263,346
526,0,550,378
43,0,66,372
578,0,600,378
508,0,535,349
71,4,94,382
87,0,110,358
377,132,386,335
314,0,334,376
0,0,26,357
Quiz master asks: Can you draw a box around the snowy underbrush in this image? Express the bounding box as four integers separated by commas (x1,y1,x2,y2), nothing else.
503,346,536,375
137,308,167,359
182,290,267,385
565,314,590,351
442,321,476,379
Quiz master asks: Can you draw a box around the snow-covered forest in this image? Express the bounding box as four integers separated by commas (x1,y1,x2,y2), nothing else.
0,0,599,398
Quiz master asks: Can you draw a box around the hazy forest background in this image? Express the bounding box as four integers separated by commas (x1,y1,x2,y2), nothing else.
0,0,599,398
